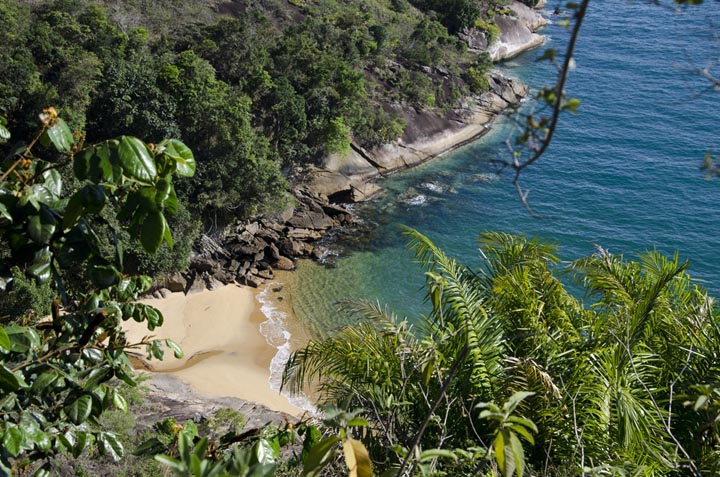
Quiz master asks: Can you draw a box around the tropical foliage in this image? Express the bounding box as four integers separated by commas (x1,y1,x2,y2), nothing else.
0,110,192,475
284,230,720,476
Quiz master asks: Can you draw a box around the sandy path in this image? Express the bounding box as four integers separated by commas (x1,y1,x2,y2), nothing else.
123,284,302,416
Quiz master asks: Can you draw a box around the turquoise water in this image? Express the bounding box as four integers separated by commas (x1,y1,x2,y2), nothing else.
283,1,720,337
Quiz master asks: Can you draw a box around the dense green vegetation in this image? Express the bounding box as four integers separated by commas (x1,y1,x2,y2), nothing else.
0,0,503,333
284,231,720,476
0,0,499,223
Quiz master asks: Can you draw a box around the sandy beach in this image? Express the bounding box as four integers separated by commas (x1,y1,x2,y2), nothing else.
123,284,303,416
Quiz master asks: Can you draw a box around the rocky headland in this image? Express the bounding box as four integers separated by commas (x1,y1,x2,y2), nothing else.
140,0,547,425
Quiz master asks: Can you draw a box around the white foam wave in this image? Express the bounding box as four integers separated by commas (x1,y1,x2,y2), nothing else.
257,286,318,414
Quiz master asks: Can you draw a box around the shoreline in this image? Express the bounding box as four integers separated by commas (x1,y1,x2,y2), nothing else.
125,3,549,419
123,284,306,417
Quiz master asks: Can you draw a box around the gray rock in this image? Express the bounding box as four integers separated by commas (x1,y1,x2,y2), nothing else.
239,275,262,288
158,287,173,299
287,207,334,230
190,256,217,273
274,256,295,271
185,273,207,295
204,274,225,291
163,272,187,293
351,183,382,202
287,228,322,241
245,222,261,236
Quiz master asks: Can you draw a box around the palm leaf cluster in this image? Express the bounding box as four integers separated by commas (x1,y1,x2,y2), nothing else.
282,231,720,475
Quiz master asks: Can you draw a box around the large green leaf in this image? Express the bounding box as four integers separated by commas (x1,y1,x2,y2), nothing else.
0,364,29,392
21,185,54,210
0,116,9,144
31,370,60,395
254,438,277,465
76,141,122,184
98,432,124,461
65,394,93,425
118,136,156,184
303,436,340,477
165,339,184,359
27,207,56,244
0,202,12,223
140,211,166,253
0,327,10,351
73,431,90,459
88,261,120,289
44,118,74,152
41,169,62,196
2,427,25,457
161,139,196,177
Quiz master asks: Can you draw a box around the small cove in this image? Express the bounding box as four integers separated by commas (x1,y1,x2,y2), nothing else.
265,1,720,345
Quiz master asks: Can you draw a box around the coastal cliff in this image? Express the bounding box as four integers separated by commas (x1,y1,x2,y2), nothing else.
161,1,548,296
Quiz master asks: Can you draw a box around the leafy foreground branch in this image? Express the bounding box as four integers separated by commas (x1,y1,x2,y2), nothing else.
283,230,720,476
0,111,193,475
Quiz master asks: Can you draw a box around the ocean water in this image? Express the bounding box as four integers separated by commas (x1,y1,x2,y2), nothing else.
261,1,720,346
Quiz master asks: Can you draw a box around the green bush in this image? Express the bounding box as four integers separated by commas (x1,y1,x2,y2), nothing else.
463,53,493,94
474,18,500,46
0,267,53,321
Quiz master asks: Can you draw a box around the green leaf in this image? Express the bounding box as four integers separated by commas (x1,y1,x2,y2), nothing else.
154,454,185,472
0,202,12,223
0,116,10,144
88,261,120,289
113,390,128,412
22,185,54,210
303,436,340,477
164,186,178,216
494,430,506,475
509,432,526,477
0,364,29,391
31,370,60,395
140,211,166,253
562,98,581,113
98,432,124,461
134,437,168,456
45,118,74,152
76,141,122,184
42,168,62,196
28,247,52,283
254,438,277,465
118,136,156,184
149,340,165,361
419,449,457,461
73,431,91,458
27,207,56,244
0,327,10,351
503,391,535,413
165,339,184,359
161,139,196,177
3,427,24,457
65,394,93,425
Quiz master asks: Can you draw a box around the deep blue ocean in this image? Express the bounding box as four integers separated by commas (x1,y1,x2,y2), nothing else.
280,0,720,338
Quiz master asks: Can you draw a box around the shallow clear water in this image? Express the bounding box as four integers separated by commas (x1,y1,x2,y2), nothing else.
276,1,720,338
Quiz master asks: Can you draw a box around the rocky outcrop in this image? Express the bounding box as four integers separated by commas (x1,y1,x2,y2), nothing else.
489,1,547,61
302,71,528,201
158,187,352,293
136,374,298,433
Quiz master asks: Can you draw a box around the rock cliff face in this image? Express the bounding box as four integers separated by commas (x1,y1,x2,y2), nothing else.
300,0,546,203
301,71,528,202
489,1,547,61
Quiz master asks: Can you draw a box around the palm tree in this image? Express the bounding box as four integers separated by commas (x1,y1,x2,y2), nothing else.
282,231,720,475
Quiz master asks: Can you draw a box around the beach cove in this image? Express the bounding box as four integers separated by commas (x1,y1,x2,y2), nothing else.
123,284,305,417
